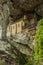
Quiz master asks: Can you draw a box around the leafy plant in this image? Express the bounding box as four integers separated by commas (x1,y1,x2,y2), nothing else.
0,60,7,65
34,19,43,65
25,55,33,65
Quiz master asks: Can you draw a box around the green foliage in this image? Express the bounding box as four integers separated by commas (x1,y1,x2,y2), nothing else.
19,55,26,65
25,56,33,65
0,60,7,65
17,53,27,65
34,19,43,65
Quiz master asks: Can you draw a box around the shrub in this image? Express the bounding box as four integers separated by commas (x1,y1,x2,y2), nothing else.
25,56,33,65
0,60,7,65
34,19,43,65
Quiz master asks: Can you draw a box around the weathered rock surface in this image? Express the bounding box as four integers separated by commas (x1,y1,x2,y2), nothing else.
0,32,34,65
0,0,43,22
10,0,43,20
0,0,43,65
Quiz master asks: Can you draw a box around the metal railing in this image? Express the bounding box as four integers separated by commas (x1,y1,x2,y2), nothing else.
22,22,37,29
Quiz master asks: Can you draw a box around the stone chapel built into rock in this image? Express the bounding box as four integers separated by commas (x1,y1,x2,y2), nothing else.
0,15,36,38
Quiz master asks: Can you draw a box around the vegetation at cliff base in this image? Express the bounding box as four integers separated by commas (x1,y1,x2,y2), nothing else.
34,19,43,65
0,60,7,65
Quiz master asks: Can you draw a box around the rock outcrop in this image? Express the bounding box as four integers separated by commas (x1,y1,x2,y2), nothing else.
0,32,34,65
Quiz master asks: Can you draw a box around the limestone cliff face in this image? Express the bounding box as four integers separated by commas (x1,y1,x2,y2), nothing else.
0,0,43,21
9,0,43,20
0,32,34,65
0,0,43,65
